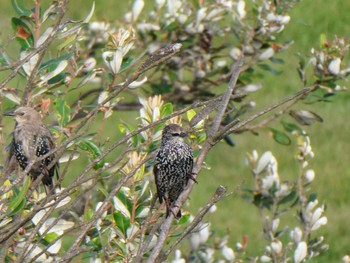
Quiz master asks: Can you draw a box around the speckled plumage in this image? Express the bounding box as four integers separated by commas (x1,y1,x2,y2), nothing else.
154,124,193,218
6,107,59,194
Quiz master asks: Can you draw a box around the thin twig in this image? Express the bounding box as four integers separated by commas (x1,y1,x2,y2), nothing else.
208,56,244,138
217,86,315,140
165,185,227,257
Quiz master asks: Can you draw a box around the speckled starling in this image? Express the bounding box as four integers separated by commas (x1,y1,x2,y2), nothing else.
5,107,59,195
153,124,194,218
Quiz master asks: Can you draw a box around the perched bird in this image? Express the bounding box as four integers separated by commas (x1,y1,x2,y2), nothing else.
153,124,194,218
5,107,59,195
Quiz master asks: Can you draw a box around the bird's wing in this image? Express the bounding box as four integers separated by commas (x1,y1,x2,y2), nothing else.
153,157,164,204
39,126,60,183
4,140,19,175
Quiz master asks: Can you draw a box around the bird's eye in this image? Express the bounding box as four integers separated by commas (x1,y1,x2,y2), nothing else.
18,112,25,116
172,133,180,136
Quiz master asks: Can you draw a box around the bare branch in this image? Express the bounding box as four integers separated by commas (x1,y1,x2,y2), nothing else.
208,56,244,138
165,185,228,257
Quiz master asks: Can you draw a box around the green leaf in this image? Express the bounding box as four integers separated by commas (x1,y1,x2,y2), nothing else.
44,232,59,243
166,70,178,82
7,176,30,216
91,237,102,250
78,140,105,170
320,33,327,47
296,53,306,70
8,198,26,217
98,186,109,198
186,109,196,121
0,49,10,67
308,192,318,202
11,17,34,49
48,72,65,85
258,64,282,75
113,211,130,235
281,121,303,134
57,35,77,51
120,56,134,72
223,135,235,147
289,110,323,126
166,21,178,31
11,0,32,16
270,128,291,145
55,98,71,126
118,124,127,134
160,103,173,117
40,53,72,71
253,193,273,210
86,209,94,221
270,57,285,64
176,214,190,225
278,190,297,205
151,83,173,94
116,190,133,213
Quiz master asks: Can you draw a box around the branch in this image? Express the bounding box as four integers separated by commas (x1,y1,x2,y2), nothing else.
208,56,244,138
165,185,228,258
217,86,316,140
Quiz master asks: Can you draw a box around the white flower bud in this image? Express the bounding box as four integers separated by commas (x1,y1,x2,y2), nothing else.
294,241,307,263
102,49,123,74
258,47,275,60
132,0,144,22
155,0,166,9
311,216,327,231
270,240,282,254
280,15,290,25
237,0,246,19
209,205,217,213
196,7,207,25
290,227,303,244
305,169,315,183
328,58,341,75
271,218,280,232
260,255,272,262
199,224,210,243
241,83,263,92
311,207,324,224
229,47,242,60
172,249,185,263
222,246,235,261
82,57,96,73
189,233,201,250
342,255,350,263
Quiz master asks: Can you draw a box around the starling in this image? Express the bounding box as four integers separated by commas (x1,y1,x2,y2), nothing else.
5,107,59,195
153,124,194,218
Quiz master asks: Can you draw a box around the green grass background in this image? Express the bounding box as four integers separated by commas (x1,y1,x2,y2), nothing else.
1,0,350,261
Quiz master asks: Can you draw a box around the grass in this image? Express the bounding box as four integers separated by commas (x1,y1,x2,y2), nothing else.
1,0,350,261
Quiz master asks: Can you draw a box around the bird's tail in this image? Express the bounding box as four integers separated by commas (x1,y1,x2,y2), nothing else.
44,182,56,196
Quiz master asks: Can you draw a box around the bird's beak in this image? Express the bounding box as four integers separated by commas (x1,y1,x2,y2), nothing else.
4,110,15,116
179,132,188,137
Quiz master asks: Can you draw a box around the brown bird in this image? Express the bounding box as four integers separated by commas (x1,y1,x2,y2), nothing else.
153,124,194,218
5,107,59,195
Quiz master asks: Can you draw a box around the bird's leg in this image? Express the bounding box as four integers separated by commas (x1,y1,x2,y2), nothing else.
164,197,181,218
188,172,198,183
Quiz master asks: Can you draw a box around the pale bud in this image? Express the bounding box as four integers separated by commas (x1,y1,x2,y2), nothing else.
270,240,282,254
328,58,341,75
132,0,144,22
294,241,307,263
290,227,303,244
304,169,315,183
